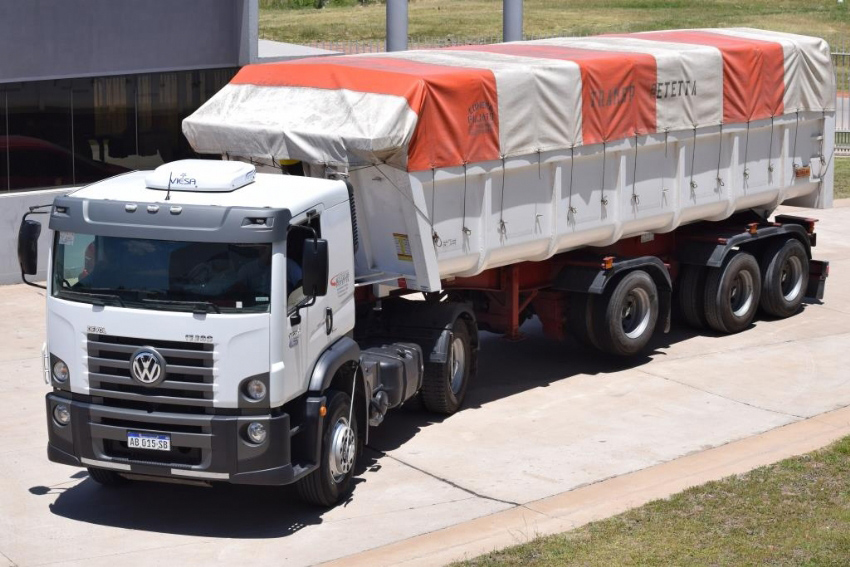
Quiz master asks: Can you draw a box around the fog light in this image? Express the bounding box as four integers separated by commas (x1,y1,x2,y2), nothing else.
246,421,267,444
52,360,69,383
245,379,267,401
53,404,71,426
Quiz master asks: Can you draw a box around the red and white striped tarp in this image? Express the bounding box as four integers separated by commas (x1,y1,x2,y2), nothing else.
183,28,835,172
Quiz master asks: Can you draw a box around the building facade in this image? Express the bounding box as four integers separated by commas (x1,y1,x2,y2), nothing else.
0,0,261,283
0,0,258,194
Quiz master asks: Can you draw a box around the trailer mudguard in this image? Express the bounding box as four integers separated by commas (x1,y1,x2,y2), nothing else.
677,224,812,268
553,256,672,295
554,256,674,333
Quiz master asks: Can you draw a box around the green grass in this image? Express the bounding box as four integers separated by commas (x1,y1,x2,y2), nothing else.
452,436,850,567
835,157,850,199
260,0,850,44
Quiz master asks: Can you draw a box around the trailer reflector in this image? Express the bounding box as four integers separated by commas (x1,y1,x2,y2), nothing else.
794,165,811,178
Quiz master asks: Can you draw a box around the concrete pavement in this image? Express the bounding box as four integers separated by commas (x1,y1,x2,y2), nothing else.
1,201,850,567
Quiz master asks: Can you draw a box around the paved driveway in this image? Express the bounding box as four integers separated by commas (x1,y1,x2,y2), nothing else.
1,202,849,567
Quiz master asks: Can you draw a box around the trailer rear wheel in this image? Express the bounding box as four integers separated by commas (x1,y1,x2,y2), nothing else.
593,270,659,356
421,320,471,415
296,390,359,507
87,467,128,487
760,238,808,318
704,252,761,334
677,265,708,329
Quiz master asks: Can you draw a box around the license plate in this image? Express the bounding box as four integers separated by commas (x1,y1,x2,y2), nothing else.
127,431,171,452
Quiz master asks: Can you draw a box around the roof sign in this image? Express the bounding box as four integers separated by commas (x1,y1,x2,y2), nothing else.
145,159,256,192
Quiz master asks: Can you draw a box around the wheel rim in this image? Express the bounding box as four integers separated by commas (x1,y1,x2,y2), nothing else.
621,288,651,340
329,417,356,483
449,336,466,395
729,270,755,318
780,255,804,302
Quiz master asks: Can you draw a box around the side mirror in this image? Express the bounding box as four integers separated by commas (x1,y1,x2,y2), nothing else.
301,238,329,297
18,219,41,276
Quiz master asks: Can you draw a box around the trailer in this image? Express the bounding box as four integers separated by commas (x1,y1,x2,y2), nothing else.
21,28,834,506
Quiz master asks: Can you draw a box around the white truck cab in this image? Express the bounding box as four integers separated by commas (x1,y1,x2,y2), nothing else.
25,160,455,505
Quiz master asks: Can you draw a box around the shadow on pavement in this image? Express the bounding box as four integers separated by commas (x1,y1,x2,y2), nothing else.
367,312,727,454
40,477,338,538
36,306,802,535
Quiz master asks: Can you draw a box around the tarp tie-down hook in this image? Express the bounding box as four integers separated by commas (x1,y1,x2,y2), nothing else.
431,167,441,247
792,110,801,168
743,121,751,186
716,123,725,190
600,141,608,207
498,156,508,236
689,127,698,195
631,132,640,207
767,116,775,175
567,146,577,218
462,162,471,236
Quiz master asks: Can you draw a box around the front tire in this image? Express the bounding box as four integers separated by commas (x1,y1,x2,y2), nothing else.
421,320,472,415
593,270,659,357
87,467,128,487
760,238,808,318
704,252,761,334
296,390,359,507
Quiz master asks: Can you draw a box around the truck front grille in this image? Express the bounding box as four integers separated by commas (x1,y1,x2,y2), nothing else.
87,334,215,412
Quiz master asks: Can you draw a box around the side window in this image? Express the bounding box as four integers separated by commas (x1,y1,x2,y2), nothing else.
55,232,97,288
285,215,321,308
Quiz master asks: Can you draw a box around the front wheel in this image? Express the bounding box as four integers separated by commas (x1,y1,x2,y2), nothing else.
296,390,359,507
421,320,473,415
87,467,128,487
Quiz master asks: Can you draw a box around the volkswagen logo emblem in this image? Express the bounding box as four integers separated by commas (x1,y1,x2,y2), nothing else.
130,348,166,386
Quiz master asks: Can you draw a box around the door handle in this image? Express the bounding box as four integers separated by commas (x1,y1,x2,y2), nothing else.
325,307,333,335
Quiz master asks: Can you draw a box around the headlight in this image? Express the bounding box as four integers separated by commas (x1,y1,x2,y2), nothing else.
52,360,69,383
246,421,267,444
245,379,267,401
53,404,71,426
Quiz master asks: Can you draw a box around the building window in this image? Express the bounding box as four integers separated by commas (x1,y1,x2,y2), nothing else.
0,67,237,193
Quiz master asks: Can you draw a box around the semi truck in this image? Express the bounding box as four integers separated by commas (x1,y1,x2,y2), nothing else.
19,28,834,506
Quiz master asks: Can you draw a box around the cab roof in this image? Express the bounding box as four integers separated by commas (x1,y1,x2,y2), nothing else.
70,166,348,218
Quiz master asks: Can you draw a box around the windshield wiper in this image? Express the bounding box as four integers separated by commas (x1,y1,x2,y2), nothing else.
57,289,125,307
141,298,221,314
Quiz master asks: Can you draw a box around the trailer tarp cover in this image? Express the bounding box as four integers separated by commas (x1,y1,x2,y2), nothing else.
183,28,834,172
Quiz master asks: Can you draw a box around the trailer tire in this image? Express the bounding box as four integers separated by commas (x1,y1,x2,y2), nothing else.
760,238,808,319
567,293,600,350
296,390,360,507
593,270,659,357
421,320,471,415
677,265,708,329
87,467,128,487
704,252,761,334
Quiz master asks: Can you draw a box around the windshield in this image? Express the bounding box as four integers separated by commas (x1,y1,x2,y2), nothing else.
52,232,272,313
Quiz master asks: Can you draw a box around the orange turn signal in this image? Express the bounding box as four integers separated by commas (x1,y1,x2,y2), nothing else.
319,406,327,417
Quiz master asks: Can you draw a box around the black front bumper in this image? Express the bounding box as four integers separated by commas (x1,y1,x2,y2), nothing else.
46,394,323,485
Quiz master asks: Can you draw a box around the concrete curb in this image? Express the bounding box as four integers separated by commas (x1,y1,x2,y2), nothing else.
321,405,850,567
